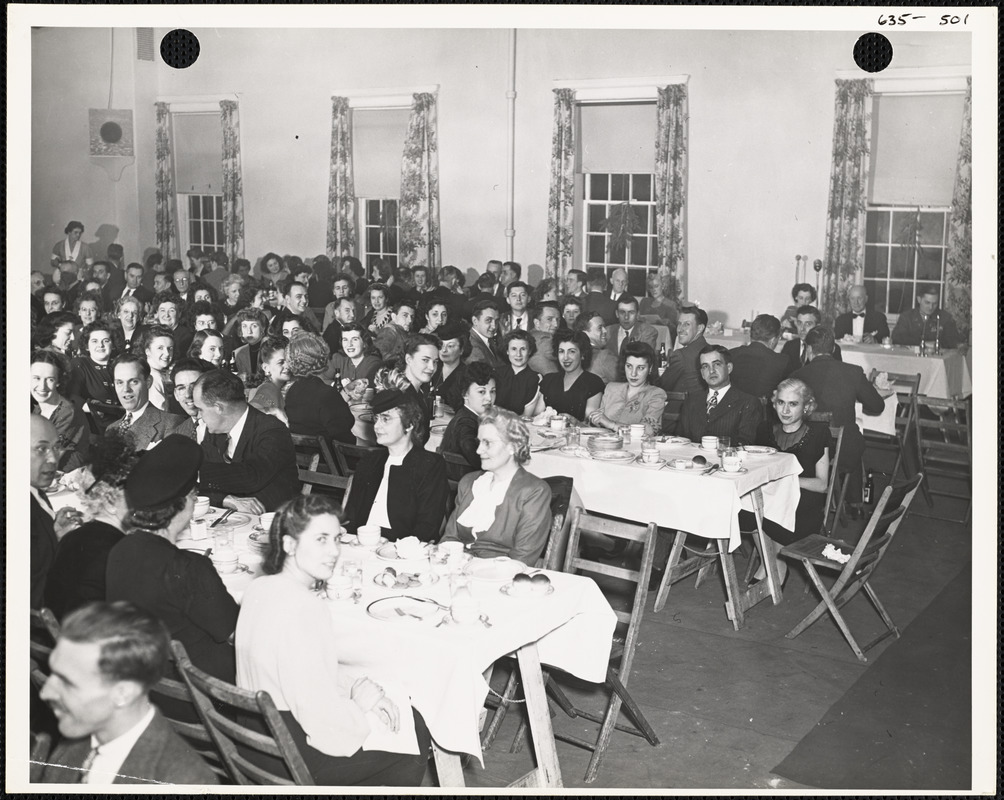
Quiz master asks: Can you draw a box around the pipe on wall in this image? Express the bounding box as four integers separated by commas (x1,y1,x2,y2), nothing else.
505,28,516,262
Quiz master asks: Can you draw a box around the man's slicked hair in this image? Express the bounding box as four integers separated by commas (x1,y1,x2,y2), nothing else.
194,368,247,405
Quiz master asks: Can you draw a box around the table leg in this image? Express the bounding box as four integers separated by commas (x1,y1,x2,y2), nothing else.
431,743,466,787
717,539,743,631
511,642,564,788
720,488,785,629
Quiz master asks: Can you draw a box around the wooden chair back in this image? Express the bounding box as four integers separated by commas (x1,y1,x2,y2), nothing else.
289,433,339,475
331,441,382,476
866,372,922,479
914,394,970,520
661,391,687,433
298,468,353,511
809,411,846,534
149,647,229,781
537,476,575,572
563,508,658,679
30,731,52,782
440,450,478,484
30,608,60,675
170,641,314,786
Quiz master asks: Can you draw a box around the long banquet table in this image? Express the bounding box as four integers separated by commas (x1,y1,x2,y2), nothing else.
837,341,972,398
175,509,616,788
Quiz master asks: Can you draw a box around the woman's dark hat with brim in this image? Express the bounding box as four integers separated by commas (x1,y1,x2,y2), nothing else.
125,434,203,509
370,389,411,415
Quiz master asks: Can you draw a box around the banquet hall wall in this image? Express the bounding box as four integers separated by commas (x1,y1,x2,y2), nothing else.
30,27,969,325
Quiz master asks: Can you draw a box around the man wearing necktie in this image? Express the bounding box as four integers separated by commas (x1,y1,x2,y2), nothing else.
834,285,890,343
39,602,219,785
30,415,83,608
780,306,842,376
676,345,763,446
106,355,193,450
891,286,961,349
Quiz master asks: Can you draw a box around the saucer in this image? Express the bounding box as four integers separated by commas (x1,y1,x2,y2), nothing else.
500,582,555,597
634,455,667,469
717,467,748,476
742,446,776,455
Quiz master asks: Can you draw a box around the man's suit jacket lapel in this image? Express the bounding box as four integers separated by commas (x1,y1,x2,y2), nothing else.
707,390,738,423
229,408,256,462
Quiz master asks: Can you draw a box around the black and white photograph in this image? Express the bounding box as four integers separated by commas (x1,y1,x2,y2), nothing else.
8,4,997,793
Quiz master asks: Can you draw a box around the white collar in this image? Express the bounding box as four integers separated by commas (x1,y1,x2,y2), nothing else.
127,401,151,422
84,706,156,784
473,328,493,348
30,486,55,518
225,407,251,458
707,384,731,401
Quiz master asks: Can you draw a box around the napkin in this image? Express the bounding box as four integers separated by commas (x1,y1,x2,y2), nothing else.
531,407,558,426
872,371,892,392
821,543,851,564
395,536,426,559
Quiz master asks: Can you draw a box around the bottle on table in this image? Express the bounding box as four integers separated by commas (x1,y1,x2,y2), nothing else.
658,344,667,370
862,470,874,504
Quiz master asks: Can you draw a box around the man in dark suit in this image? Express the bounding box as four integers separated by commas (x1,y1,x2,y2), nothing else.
116,263,155,309
659,306,709,436
891,286,960,349
106,355,194,450
528,302,561,375
193,369,299,512
792,327,886,509
606,295,659,358
40,601,219,785
30,415,84,609
582,267,618,326
466,299,502,368
499,281,531,336
834,285,890,343
729,314,790,402
781,305,842,375
676,345,762,446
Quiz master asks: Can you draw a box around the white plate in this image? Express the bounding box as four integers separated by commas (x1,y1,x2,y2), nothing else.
468,557,522,582
208,512,254,531
659,436,691,445
536,430,565,440
430,422,449,433
590,449,637,463
578,427,607,435
559,445,590,457
664,461,715,474
340,533,389,548
634,455,667,469
217,562,252,576
717,467,748,476
372,570,440,589
176,540,212,553
699,444,720,452
500,581,555,597
376,542,431,561
743,446,777,455
366,596,441,623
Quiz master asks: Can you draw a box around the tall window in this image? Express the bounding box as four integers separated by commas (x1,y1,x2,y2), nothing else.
865,90,965,316
575,102,658,296
172,112,224,257
360,198,399,273
864,207,949,316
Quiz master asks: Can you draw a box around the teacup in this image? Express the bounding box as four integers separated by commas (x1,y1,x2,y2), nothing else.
722,453,743,472
549,416,567,431
357,525,383,547
258,512,276,531
194,496,211,518
701,436,718,451
326,575,354,600
630,424,645,440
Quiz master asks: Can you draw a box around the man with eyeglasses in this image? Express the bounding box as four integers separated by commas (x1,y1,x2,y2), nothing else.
31,414,83,608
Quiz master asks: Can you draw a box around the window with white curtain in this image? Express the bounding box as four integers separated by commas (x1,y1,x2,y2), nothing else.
172,112,225,257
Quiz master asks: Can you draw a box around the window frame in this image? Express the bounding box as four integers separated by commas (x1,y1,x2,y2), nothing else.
357,197,400,277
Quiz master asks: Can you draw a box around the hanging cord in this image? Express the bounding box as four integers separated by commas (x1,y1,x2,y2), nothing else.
108,28,114,108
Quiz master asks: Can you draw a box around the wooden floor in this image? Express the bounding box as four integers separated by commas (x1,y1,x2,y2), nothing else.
441,470,974,790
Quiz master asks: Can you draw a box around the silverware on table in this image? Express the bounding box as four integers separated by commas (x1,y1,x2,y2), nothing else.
403,595,450,610
479,614,493,628
394,607,424,621
211,508,235,528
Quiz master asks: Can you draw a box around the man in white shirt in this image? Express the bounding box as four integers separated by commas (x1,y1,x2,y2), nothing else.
609,268,629,301
676,345,762,445
40,601,219,785
563,269,587,299
500,281,531,335
171,357,215,444
466,300,501,367
281,279,321,331
107,355,193,450
606,295,659,357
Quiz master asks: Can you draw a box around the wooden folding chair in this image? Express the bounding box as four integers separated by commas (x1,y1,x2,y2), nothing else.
171,641,315,786
30,608,61,739
298,467,353,511
331,441,382,476
149,645,230,782
914,395,971,523
661,390,687,434
808,412,848,536
505,509,661,782
440,450,478,484
30,731,52,782
863,372,922,481
289,433,339,476
779,473,923,662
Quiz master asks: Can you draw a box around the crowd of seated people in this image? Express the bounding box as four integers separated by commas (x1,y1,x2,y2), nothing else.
28,241,964,785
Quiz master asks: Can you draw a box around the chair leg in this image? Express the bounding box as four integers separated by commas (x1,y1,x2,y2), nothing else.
787,562,838,637
481,666,520,750
792,565,867,661
582,686,625,783
607,669,660,746
653,531,686,612
693,545,718,588
861,581,900,640
833,473,850,530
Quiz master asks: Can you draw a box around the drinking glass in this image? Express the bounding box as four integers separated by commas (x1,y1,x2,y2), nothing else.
716,436,731,460
341,558,363,589
565,423,580,448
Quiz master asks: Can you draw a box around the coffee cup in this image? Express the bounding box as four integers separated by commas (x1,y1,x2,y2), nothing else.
357,525,383,547
194,496,211,518
629,424,645,440
258,512,276,532
722,454,742,472
701,436,718,451
326,575,354,600
549,416,567,431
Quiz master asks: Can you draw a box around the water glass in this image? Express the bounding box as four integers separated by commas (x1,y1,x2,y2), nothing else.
213,529,233,550
722,448,742,472
716,436,731,460
641,436,660,463
565,424,580,447
340,558,363,589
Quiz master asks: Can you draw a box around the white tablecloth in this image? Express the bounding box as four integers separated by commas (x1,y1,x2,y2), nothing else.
838,342,972,398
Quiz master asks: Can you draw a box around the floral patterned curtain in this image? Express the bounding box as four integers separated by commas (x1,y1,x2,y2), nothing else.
944,77,972,341
399,93,441,270
154,102,178,260
821,79,873,323
654,84,688,302
326,96,357,261
544,88,576,282
220,100,245,262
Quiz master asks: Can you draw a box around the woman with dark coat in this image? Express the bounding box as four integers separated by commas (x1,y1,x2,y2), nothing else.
284,332,355,444
342,390,448,543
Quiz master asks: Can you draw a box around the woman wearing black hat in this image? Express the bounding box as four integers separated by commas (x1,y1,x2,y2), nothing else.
341,390,448,543
105,434,240,682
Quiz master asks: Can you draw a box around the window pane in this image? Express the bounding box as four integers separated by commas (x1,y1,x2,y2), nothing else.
918,212,946,245
864,280,886,312
203,221,214,244
864,245,887,278
367,229,381,252
387,255,398,271
865,210,889,242
190,195,201,218
917,248,944,281
367,199,380,220
587,235,606,264
632,174,652,202
216,222,224,245
609,241,626,264
386,228,398,252
610,174,628,202
887,283,910,315
215,196,223,217
633,206,649,235
629,236,648,266
190,221,200,243
889,247,911,279
587,204,607,232
590,174,609,201
891,210,918,246
384,201,398,227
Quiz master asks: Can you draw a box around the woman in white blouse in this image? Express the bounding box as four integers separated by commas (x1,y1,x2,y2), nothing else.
141,326,175,411
439,407,552,565
236,495,431,786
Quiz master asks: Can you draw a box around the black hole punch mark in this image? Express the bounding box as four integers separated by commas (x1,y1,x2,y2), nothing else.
853,33,893,73
161,29,200,69
99,121,123,144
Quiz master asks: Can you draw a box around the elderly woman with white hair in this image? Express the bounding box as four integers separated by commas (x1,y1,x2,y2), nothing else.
283,331,355,444
44,430,141,619
440,407,552,565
